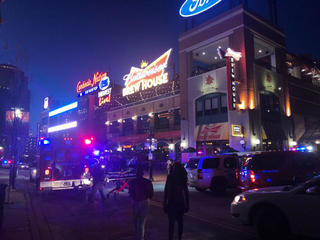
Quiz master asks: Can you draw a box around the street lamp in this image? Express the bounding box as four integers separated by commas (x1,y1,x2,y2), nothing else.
9,108,23,190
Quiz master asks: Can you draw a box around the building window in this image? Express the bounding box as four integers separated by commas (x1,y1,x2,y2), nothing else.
205,99,212,115
110,121,120,134
221,95,228,113
155,111,170,130
123,118,134,136
174,109,181,127
195,93,228,125
196,101,203,117
254,37,277,72
137,115,150,134
211,97,219,114
191,38,229,77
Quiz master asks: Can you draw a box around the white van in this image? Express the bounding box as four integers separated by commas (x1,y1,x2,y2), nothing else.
184,155,238,194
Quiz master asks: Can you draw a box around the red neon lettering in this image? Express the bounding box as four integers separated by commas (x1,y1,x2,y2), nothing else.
76,72,108,93
99,94,111,106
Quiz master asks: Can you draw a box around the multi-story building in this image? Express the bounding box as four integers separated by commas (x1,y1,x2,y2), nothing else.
101,50,181,160
23,134,38,157
0,64,30,158
286,54,320,150
179,5,293,154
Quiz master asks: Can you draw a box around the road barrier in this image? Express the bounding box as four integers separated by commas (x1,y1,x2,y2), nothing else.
0,184,7,230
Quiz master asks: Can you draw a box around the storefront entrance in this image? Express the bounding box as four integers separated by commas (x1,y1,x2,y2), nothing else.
196,140,230,156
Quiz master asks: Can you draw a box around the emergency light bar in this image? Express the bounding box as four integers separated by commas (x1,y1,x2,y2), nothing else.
48,121,78,133
49,102,78,117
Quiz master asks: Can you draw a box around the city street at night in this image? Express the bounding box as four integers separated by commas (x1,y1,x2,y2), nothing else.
1,0,320,239
0,168,258,240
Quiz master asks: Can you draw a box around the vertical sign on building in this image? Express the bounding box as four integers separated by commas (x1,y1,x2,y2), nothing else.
225,48,242,110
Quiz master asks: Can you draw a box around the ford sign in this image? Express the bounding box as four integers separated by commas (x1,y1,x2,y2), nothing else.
180,0,223,17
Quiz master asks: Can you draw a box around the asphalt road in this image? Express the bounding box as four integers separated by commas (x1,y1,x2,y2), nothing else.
0,168,259,240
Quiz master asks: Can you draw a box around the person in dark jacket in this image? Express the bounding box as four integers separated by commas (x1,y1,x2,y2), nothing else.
163,162,189,240
88,162,106,202
129,166,154,240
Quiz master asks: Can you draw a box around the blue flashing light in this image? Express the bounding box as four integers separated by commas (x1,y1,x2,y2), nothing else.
266,178,272,183
43,139,51,145
3,160,7,164
93,150,100,156
49,102,78,117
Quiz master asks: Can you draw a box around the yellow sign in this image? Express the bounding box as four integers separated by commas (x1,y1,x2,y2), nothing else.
232,125,243,137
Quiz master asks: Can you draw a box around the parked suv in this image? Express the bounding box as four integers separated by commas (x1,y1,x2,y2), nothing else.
185,154,238,194
238,151,320,190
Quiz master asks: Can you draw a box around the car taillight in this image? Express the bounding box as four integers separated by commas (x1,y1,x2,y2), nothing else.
45,169,50,176
198,169,203,179
85,167,89,174
250,170,256,183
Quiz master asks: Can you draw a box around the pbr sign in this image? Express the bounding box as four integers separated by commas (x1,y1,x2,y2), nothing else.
122,49,172,97
180,0,223,17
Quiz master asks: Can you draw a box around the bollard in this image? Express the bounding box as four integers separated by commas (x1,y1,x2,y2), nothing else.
0,184,7,230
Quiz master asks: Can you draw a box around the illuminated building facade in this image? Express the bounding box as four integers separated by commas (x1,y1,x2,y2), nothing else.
0,64,30,158
100,51,181,160
179,5,292,154
285,54,320,150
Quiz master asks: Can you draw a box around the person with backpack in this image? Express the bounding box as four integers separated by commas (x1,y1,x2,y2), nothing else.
163,162,190,240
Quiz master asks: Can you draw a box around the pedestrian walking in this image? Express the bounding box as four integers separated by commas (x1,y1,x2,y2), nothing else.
88,162,106,203
148,151,154,181
163,162,189,240
129,166,154,240
166,159,173,175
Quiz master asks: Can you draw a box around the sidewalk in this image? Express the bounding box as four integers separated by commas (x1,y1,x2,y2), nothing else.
0,190,33,240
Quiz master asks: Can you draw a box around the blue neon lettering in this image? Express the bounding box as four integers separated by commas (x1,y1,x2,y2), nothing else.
180,0,223,17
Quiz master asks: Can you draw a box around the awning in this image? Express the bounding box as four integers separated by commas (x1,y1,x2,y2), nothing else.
195,122,229,141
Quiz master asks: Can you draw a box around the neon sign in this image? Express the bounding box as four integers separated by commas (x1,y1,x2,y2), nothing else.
180,0,223,17
77,72,108,93
226,48,242,110
98,78,112,107
99,94,111,106
49,102,78,117
48,121,78,133
122,49,172,97
225,48,242,61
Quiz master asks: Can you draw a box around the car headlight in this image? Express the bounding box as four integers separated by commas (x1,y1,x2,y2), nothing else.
32,169,37,174
83,178,92,185
233,195,247,204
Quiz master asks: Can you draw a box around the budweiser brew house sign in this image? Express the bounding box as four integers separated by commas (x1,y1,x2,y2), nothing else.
122,49,172,97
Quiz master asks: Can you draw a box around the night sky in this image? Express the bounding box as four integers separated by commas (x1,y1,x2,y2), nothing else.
0,0,319,135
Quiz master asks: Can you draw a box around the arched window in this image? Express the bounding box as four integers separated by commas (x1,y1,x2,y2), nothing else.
195,93,228,125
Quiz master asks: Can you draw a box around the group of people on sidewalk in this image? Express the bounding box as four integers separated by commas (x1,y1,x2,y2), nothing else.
89,159,189,240
129,162,189,240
